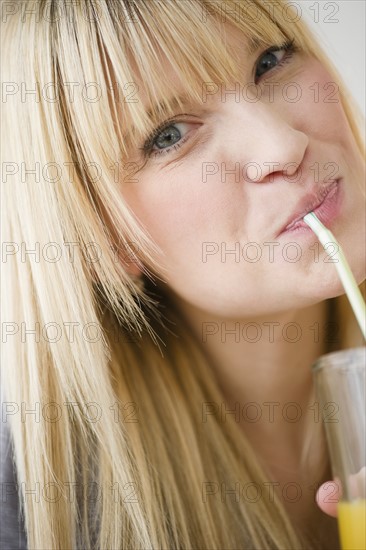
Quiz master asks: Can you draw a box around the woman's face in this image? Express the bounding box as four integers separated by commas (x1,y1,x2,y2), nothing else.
121,25,365,319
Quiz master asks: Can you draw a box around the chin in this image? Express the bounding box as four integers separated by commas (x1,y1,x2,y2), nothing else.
318,270,365,303
310,271,351,302
349,252,366,287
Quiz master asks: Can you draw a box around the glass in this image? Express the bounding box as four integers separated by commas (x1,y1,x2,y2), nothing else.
312,347,366,550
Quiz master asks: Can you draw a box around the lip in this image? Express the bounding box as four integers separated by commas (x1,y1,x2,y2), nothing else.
277,179,342,238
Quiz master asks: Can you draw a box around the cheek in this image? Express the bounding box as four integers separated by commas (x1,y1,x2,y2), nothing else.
292,60,353,145
122,169,221,261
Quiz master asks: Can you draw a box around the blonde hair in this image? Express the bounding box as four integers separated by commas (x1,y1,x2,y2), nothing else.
2,1,365,548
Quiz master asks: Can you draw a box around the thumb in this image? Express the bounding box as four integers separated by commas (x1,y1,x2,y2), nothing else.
316,479,342,517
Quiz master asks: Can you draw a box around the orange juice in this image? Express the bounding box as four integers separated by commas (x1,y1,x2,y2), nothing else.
338,500,366,550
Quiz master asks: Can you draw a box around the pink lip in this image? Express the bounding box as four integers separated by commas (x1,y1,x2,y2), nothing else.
277,179,342,237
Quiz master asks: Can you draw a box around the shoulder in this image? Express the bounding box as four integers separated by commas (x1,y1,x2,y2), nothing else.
0,400,28,550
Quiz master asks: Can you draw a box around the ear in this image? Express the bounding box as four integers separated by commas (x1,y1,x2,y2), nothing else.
90,193,144,278
121,255,143,277
116,240,144,277
88,244,143,286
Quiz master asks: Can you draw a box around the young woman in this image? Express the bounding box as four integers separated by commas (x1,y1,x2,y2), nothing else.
2,0,365,548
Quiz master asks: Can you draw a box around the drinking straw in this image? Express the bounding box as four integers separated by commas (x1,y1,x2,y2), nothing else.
303,212,366,340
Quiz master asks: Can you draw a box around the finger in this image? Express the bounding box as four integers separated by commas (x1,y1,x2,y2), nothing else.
316,480,342,518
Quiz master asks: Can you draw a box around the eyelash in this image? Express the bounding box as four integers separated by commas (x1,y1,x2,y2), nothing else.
141,39,297,159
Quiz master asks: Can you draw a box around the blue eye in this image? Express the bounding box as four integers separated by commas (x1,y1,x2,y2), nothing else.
255,40,296,81
154,125,181,150
141,121,194,158
256,51,283,78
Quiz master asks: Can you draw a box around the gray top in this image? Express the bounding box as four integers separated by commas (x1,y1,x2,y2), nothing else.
0,418,28,549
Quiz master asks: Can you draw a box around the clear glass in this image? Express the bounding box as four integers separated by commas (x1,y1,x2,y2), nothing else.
312,347,366,550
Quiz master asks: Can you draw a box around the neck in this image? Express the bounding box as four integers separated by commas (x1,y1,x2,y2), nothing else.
165,292,331,467
169,295,329,405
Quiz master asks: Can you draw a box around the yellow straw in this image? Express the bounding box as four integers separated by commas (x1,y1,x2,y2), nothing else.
303,212,366,340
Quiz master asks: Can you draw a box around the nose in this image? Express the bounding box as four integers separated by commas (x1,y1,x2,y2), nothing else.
223,101,309,183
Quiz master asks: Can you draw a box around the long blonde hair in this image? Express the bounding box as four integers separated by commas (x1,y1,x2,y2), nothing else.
2,1,365,548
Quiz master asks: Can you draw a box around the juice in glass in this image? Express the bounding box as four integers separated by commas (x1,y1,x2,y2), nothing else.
338,499,366,550
312,348,366,550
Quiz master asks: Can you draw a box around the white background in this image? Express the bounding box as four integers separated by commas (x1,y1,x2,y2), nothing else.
301,0,365,115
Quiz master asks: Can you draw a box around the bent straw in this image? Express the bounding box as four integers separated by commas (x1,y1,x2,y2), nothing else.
303,212,366,340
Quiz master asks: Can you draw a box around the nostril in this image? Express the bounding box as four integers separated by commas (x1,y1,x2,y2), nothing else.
284,162,301,178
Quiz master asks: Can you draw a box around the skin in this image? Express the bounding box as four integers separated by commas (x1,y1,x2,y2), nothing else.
118,24,365,540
